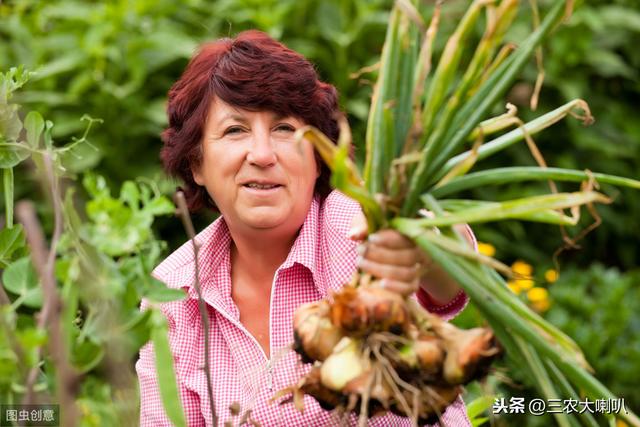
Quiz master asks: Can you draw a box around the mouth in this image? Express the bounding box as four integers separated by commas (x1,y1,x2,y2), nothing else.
241,182,283,190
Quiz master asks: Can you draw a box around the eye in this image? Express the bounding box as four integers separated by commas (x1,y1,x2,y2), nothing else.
222,126,245,136
274,123,296,133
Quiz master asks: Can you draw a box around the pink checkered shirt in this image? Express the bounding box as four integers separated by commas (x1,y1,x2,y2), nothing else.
136,191,472,426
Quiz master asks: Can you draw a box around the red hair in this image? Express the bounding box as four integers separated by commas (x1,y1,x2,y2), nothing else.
160,30,341,211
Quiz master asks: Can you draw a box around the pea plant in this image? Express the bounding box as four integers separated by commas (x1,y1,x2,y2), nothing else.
0,68,186,427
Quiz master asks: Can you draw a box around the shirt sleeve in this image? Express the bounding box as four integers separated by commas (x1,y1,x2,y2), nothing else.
415,288,469,321
135,300,205,427
415,224,476,321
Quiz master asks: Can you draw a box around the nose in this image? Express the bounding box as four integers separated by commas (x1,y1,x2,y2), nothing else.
246,130,277,167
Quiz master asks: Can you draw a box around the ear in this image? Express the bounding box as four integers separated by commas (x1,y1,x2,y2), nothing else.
192,164,204,186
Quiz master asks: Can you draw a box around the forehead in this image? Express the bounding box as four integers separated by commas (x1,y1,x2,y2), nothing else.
206,97,292,124
207,97,242,119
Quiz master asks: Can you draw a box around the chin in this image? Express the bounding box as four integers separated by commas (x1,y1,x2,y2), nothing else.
241,209,288,230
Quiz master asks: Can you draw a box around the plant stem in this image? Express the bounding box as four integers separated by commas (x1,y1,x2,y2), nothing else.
17,196,78,426
174,192,217,426
3,168,13,228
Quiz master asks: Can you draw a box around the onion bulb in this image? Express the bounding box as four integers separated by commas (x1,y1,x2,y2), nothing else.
320,337,369,391
293,300,344,362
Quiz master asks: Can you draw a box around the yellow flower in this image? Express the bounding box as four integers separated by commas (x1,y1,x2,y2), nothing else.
507,280,521,295
527,287,550,312
527,287,549,302
531,299,550,312
511,260,533,277
617,420,628,427
477,242,496,257
515,278,535,291
545,269,559,283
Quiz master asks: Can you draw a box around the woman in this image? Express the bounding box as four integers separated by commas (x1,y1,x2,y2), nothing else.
136,30,473,426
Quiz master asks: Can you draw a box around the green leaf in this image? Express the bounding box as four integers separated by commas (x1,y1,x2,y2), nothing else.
0,66,32,102
144,281,186,304
24,111,45,149
31,51,85,81
396,198,594,368
71,336,105,374
82,173,109,198
512,336,573,427
432,167,640,198
0,141,30,168
471,417,489,427
123,309,153,351
437,199,581,225
585,49,636,79
403,1,567,215
2,257,43,308
364,4,419,196
440,99,594,180
408,244,616,404
0,224,26,268
409,191,610,226
42,120,54,149
466,394,495,424
143,196,175,217
599,5,640,33
17,327,48,350
316,2,344,44
151,310,187,427
0,103,22,142
120,181,141,210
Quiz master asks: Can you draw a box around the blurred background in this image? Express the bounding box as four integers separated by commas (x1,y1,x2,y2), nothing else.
1,0,639,425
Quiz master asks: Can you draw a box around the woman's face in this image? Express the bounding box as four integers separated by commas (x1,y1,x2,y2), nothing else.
193,97,319,237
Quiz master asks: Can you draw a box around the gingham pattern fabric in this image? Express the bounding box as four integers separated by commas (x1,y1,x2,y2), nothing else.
136,191,472,426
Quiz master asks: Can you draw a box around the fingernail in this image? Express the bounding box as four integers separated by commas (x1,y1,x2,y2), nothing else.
356,255,364,267
356,245,366,255
379,279,388,289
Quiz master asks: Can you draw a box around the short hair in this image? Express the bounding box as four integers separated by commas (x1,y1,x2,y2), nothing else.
160,30,341,211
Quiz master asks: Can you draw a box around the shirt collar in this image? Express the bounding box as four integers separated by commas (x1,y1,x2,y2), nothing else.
279,194,325,297
151,216,230,297
152,194,326,298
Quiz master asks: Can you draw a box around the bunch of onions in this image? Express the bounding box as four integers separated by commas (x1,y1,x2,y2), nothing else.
280,277,500,425
276,0,640,426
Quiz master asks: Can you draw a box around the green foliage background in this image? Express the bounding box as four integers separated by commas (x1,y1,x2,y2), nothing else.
1,0,639,425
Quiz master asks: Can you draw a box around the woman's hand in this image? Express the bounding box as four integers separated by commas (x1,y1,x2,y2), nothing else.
349,212,465,303
351,228,427,297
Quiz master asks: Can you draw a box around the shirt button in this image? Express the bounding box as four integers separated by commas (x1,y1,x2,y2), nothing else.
267,374,273,391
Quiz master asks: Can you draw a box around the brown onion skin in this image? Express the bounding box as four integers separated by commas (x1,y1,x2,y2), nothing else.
293,301,344,363
442,328,501,385
330,287,410,335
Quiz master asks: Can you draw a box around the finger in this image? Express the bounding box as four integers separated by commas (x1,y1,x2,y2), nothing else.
357,257,420,283
369,229,415,249
379,279,420,297
358,242,421,267
418,251,434,272
348,211,368,241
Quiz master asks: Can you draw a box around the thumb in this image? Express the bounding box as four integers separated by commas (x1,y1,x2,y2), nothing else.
347,211,368,241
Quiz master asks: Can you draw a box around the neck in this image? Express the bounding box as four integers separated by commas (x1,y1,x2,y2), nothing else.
229,227,297,286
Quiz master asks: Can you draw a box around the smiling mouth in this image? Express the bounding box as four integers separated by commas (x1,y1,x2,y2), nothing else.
243,183,282,190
